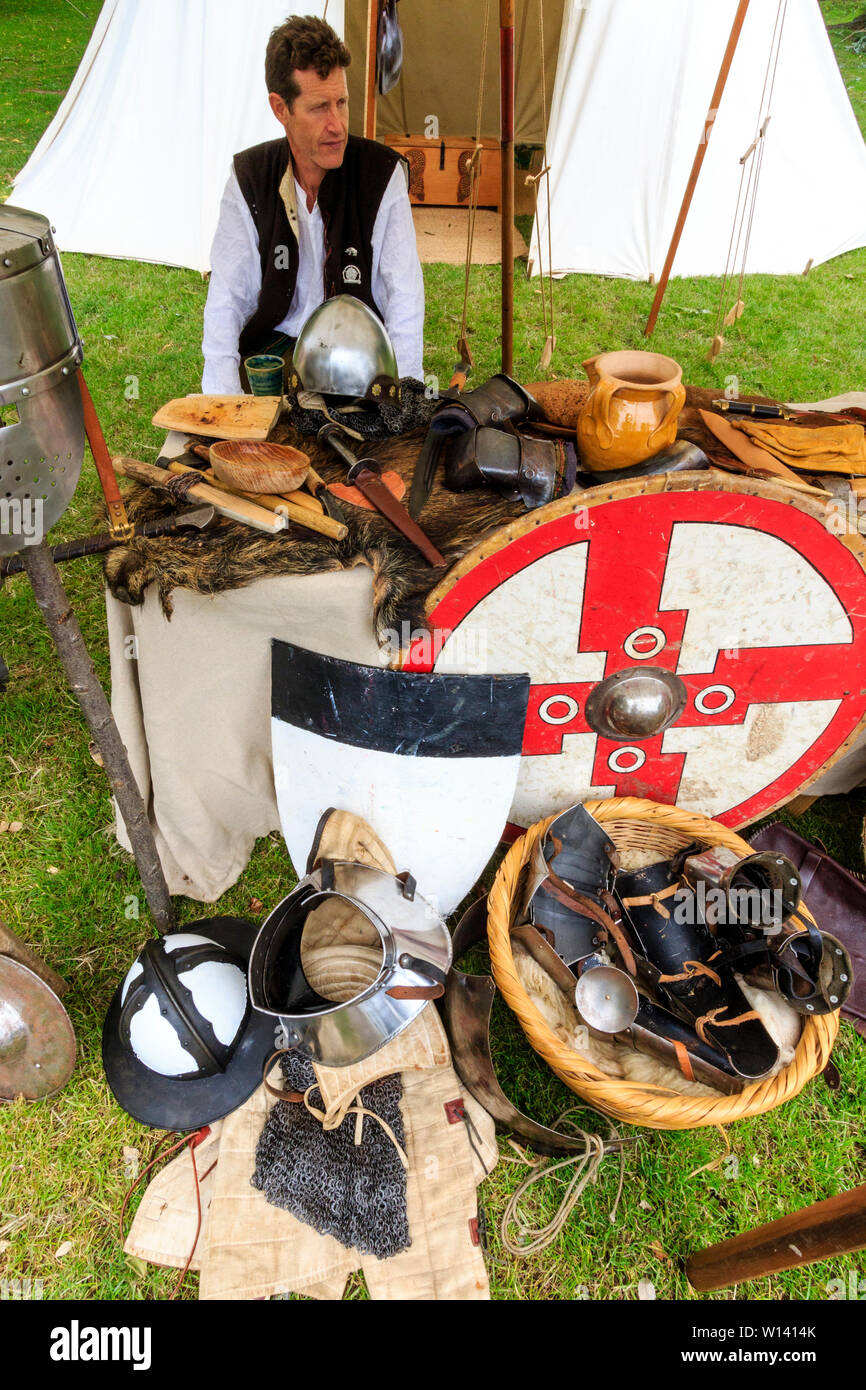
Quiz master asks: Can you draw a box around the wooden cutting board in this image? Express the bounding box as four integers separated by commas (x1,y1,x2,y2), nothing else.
152,395,282,441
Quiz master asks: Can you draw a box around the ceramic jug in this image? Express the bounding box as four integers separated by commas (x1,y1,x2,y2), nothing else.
577,351,686,472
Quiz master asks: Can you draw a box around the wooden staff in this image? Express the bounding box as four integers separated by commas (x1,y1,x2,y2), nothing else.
113,457,287,534
78,372,133,538
20,542,176,934
500,0,516,375
687,1183,866,1291
644,0,751,336
164,460,348,541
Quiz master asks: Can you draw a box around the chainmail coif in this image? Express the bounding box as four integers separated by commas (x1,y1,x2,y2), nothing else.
251,1050,410,1259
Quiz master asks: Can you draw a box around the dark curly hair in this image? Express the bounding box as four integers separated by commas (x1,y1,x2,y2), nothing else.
266,15,351,108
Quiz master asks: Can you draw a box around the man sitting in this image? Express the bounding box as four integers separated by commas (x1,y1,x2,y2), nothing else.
202,13,424,394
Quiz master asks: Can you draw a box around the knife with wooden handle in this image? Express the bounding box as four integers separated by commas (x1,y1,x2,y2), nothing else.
711,400,793,420
318,423,446,566
304,463,347,524
712,399,866,427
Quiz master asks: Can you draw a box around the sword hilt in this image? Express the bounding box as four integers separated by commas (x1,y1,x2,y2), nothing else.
317,423,378,477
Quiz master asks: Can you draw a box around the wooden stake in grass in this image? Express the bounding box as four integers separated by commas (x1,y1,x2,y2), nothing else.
20,541,175,935
539,334,555,372
645,0,751,337
723,298,745,328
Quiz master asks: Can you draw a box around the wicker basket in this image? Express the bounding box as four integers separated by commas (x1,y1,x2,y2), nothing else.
487,797,838,1130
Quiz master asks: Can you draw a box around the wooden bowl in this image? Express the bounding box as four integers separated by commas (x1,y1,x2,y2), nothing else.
208,440,309,495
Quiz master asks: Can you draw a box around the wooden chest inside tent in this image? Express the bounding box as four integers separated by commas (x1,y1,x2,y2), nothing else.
384,135,501,209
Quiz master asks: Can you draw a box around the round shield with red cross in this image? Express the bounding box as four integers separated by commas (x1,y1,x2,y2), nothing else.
404,473,866,829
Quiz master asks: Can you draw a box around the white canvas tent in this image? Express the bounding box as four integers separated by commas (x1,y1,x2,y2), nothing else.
12,0,559,274
12,0,343,272
344,0,565,144
531,0,866,280
10,0,866,283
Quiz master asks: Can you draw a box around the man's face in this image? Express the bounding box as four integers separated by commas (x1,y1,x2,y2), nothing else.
270,66,349,177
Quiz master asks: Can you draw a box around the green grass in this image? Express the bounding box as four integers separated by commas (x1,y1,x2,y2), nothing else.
1,1,865,1303
0,0,104,202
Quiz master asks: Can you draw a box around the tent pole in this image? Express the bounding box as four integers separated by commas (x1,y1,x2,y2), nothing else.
644,0,751,337
364,0,377,139
500,0,515,374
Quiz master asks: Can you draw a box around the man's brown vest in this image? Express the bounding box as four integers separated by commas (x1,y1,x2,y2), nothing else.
233,134,403,357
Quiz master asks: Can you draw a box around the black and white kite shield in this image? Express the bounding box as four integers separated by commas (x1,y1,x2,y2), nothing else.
271,641,530,914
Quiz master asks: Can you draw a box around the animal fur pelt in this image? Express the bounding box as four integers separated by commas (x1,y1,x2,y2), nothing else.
103,421,526,639
103,381,812,637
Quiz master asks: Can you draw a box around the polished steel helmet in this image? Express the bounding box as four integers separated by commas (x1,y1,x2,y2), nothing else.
376,0,404,95
291,295,400,402
249,860,452,1067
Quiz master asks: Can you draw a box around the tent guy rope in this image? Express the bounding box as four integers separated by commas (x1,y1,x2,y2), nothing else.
456,0,492,376
709,0,790,361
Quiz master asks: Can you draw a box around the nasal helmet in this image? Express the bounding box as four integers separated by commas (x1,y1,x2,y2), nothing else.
291,295,400,403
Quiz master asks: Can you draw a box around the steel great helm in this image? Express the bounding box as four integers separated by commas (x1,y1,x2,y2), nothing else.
0,205,84,557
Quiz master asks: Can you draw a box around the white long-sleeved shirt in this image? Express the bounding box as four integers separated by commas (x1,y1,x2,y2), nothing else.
202,158,424,394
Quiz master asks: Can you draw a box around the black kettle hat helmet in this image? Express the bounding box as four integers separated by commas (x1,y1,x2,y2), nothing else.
102,918,274,1131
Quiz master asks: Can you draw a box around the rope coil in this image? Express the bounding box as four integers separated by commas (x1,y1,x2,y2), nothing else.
500,1114,625,1258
